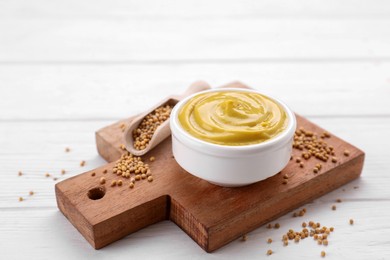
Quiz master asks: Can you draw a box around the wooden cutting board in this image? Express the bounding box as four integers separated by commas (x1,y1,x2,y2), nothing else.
55,82,365,252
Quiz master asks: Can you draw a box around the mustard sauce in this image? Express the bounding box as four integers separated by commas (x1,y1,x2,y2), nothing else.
178,91,288,146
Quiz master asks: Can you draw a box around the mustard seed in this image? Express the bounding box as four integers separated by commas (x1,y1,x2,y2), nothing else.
344,150,350,156
331,205,336,211
100,177,106,184
80,160,86,167
336,199,342,203
45,173,50,177
18,171,22,176
147,176,153,182
111,180,117,187
133,104,173,150
129,182,134,189
331,157,337,163
299,162,304,168
282,179,288,185
321,251,326,257
103,169,107,174
283,240,288,246
91,172,96,177
120,144,126,150
61,169,66,175
29,191,34,196
330,227,334,232
141,173,147,179
266,249,273,255
135,175,141,181
117,180,123,186
283,174,289,179
19,197,23,202
53,177,58,181
241,235,247,241
267,223,272,229
349,219,354,225
274,223,280,229
313,168,318,174
296,157,301,163
323,239,328,246
150,156,155,162
267,238,272,244
65,147,70,152
302,222,307,228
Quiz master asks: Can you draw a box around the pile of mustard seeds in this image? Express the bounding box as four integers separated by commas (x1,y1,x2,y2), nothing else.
111,152,153,188
133,104,173,150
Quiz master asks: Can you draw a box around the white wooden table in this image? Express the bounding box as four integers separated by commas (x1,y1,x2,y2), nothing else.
1,1,390,259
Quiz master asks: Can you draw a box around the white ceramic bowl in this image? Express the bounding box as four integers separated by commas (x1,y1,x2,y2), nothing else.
170,88,296,187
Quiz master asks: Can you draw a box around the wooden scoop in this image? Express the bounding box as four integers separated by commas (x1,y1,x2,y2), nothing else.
124,81,211,156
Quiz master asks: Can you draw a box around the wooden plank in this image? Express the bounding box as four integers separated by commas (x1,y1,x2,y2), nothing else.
0,117,387,210
2,0,390,20
1,202,390,259
1,19,390,62
0,63,389,120
55,83,364,252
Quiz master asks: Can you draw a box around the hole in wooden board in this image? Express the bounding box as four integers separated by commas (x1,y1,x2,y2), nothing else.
88,186,106,200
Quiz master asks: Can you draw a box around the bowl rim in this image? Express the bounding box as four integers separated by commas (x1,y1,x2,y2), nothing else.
170,88,296,155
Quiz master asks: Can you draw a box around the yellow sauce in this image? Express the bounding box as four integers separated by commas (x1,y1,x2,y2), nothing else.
178,91,288,146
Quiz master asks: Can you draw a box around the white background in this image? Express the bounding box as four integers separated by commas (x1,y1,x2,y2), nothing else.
1,1,390,259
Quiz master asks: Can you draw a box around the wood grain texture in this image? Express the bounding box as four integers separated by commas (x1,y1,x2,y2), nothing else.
56,83,364,252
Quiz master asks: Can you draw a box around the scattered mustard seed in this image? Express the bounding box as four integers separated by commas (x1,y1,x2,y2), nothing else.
323,239,328,246
150,156,155,162
331,157,337,163
19,197,23,202
267,223,272,229
283,174,289,179
29,191,34,196
91,172,96,177
61,169,66,175
100,177,106,184
147,176,153,182
299,162,304,168
18,171,22,176
45,173,50,178
241,235,247,242
349,219,354,225
119,123,126,132
321,251,326,257
129,183,134,189
344,150,350,156
331,205,336,211
274,223,280,229
65,147,70,152
53,177,58,181
111,180,117,187
80,160,86,167
103,169,107,174
302,222,307,228
267,249,273,256
267,238,272,244
119,144,126,150
117,180,123,186
282,179,288,185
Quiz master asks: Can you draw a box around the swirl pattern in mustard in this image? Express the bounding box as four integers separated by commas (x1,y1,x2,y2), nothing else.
178,91,288,146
